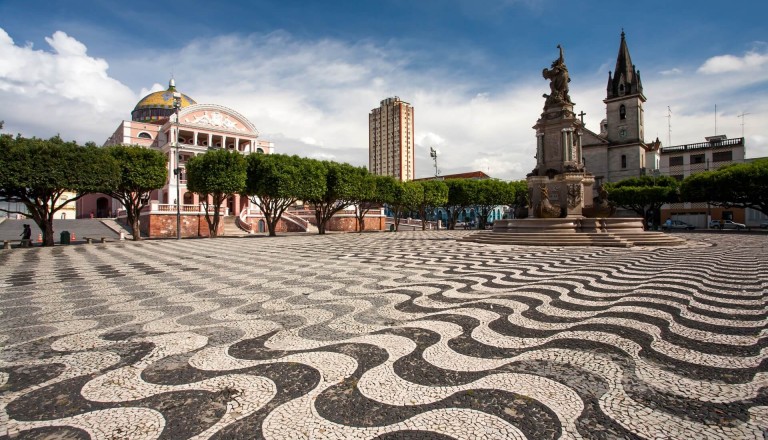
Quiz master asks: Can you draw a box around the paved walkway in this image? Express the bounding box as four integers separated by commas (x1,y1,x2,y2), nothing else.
0,219,121,244
1,231,766,439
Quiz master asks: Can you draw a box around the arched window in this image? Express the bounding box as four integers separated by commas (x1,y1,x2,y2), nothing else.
619,104,626,120
138,132,152,139
256,148,264,154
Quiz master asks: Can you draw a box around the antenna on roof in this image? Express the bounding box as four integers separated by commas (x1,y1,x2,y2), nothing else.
666,106,672,146
738,111,750,139
714,104,717,135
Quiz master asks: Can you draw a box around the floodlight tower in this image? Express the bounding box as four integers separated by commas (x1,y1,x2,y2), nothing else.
429,147,440,178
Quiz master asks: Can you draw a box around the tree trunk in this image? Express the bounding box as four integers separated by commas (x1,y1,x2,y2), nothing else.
44,214,55,246
268,218,278,237
392,208,401,231
449,210,460,230
314,208,325,235
264,211,277,237
128,210,141,241
211,206,220,237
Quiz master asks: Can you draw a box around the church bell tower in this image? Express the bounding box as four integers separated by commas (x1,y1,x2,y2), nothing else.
604,31,646,144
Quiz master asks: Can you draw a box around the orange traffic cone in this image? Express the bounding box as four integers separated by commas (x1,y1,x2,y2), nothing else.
37,233,42,243
71,232,76,241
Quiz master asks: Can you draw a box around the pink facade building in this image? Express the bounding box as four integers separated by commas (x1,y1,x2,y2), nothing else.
78,79,385,236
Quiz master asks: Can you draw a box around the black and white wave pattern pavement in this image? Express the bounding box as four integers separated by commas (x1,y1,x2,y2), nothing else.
1,231,766,439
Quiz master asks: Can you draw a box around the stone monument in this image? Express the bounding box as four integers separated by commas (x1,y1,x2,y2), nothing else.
528,45,594,218
462,43,683,246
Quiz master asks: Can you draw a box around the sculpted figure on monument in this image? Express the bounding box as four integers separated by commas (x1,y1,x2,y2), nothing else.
533,185,562,218
542,45,572,107
582,187,616,218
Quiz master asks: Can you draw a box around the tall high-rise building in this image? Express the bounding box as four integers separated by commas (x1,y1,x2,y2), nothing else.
369,97,415,181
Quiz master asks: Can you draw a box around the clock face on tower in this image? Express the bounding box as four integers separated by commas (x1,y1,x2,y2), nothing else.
619,128,627,139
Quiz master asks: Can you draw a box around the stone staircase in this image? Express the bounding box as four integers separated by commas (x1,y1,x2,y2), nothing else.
462,230,686,247
220,215,250,236
283,212,318,233
100,218,134,240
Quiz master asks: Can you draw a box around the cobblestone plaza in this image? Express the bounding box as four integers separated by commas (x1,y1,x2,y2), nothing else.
1,231,766,439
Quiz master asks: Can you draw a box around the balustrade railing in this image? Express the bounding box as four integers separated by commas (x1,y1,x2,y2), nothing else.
236,207,253,233
143,202,227,215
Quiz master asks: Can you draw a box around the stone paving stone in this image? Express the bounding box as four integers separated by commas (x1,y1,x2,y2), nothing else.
1,231,767,439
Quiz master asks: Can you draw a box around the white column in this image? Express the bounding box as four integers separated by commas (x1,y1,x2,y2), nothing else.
194,131,198,146
208,133,213,148
222,135,228,150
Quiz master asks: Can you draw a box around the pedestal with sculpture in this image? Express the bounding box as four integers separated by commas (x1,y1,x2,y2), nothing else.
463,46,683,246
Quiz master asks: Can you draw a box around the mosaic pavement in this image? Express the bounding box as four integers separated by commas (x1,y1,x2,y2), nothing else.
0,231,766,439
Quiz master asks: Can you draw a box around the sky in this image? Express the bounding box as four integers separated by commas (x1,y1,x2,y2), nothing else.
1,0,766,180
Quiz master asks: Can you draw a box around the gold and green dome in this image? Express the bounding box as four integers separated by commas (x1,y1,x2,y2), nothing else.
131,79,197,123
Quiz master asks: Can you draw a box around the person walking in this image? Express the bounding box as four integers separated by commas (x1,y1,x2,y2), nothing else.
20,224,31,246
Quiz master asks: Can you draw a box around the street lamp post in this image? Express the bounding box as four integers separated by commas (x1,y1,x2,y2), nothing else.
173,92,182,240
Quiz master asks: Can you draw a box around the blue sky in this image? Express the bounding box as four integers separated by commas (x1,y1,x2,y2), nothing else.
1,0,766,179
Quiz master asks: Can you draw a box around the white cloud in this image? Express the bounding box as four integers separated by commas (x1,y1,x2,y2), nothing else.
698,49,768,74
659,67,682,75
0,28,136,143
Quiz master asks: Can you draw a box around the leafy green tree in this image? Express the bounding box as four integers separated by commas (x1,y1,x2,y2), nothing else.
246,154,320,236
473,179,515,229
103,145,167,241
0,135,119,246
444,179,478,229
680,159,768,216
416,180,448,230
348,169,378,232
508,180,529,218
388,180,423,231
604,175,679,227
305,160,361,234
186,149,247,237
373,174,398,208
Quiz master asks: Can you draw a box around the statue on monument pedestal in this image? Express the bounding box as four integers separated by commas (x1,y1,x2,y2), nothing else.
542,45,572,107
533,185,563,218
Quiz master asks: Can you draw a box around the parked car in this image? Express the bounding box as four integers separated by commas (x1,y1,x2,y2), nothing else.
709,220,746,230
662,220,695,230
760,220,768,229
